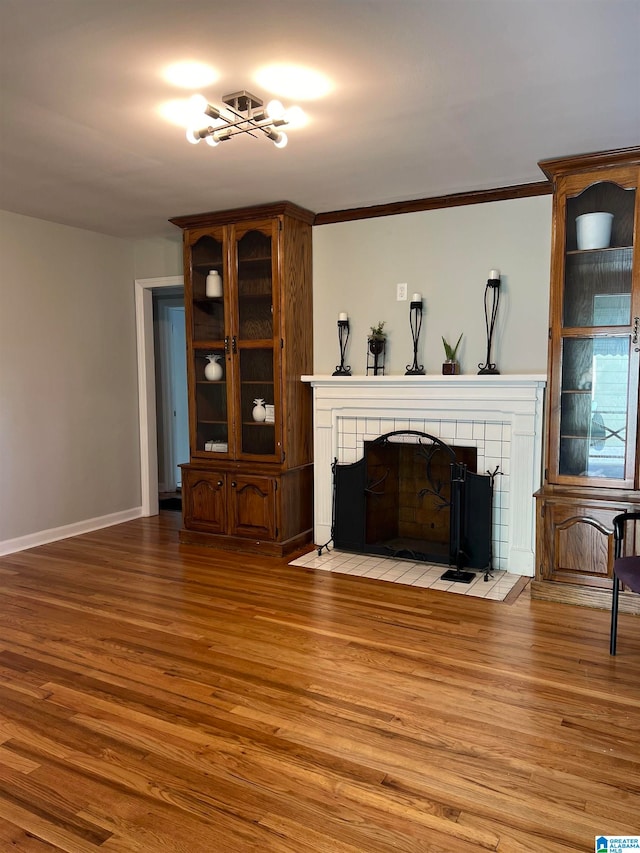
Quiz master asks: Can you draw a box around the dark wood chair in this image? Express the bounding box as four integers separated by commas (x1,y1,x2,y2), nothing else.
610,511,640,655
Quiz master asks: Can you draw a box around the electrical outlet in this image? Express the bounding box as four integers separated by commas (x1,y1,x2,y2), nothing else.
397,282,408,301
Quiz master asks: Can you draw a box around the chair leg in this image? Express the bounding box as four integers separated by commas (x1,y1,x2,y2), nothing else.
610,573,620,656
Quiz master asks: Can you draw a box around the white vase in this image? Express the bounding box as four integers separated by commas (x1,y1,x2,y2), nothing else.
252,398,267,422
576,212,613,250
204,354,223,381
206,270,222,297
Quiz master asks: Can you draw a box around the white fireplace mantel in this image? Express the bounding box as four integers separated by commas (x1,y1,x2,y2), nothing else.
302,374,547,576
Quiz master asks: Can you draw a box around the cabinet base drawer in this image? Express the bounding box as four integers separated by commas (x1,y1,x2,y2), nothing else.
179,526,313,558
531,579,640,614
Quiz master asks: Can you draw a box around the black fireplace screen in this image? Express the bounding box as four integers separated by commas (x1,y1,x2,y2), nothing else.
332,430,495,574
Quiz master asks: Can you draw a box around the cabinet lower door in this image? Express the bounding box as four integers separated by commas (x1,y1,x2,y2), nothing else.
538,500,618,587
228,475,277,540
182,468,226,533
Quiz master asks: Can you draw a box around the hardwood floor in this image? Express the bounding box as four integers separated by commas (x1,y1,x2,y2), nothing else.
0,513,638,852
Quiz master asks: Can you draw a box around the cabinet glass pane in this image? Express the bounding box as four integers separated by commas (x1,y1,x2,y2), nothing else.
237,230,273,341
563,182,635,328
559,336,629,479
239,347,275,456
191,234,225,342
193,349,229,454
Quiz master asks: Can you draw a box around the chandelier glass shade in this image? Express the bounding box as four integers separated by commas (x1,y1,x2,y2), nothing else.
185,90,297,149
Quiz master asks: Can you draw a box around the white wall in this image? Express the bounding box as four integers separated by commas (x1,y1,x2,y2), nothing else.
313,195,552,375
0,211,140,548
133,235,182,280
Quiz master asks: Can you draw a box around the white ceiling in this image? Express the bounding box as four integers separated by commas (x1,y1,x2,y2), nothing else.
0,0,638,239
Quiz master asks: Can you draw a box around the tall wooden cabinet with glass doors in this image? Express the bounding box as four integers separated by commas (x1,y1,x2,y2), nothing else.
533,149,640,611
170,202,314,556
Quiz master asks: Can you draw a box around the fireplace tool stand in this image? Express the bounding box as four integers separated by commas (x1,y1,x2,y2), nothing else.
440,463,500,583
440,462,476,583
317,457,339,556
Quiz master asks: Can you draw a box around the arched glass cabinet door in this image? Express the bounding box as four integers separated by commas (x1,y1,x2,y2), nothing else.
555,177,638,486
232,221,281,461
187,228,230,456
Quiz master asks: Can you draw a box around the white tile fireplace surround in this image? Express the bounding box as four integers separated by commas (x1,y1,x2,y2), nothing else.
302,375,546,576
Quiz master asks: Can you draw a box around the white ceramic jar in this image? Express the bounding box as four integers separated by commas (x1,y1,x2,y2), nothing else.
206,270,222,297
576,212,614,250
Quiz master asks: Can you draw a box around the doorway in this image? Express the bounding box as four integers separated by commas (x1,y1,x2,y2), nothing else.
135,275,185,516
154,295,189,495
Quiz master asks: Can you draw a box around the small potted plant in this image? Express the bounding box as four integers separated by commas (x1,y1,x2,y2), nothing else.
367,320,387,375
368,321,386,355
442,333,463,375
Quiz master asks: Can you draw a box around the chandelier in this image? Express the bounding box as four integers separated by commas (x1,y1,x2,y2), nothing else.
185,90,300,149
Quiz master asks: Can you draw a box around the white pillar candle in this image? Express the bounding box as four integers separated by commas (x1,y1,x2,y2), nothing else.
338,312,348,321
489,269,500,280
411,293,422,302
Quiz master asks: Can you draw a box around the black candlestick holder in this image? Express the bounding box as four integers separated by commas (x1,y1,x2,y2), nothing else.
332,318,351,376
478,272,501,375
405,299,425,375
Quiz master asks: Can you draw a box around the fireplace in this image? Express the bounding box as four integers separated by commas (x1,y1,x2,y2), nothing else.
302,374,546,575
333,430,496,580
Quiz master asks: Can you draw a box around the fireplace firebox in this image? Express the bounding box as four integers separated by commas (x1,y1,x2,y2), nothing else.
332,430,496,581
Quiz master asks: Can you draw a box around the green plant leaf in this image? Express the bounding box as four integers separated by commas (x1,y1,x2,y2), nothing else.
442,333,463,360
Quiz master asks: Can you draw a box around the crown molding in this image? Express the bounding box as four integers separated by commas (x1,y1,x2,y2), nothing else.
313,181,551,226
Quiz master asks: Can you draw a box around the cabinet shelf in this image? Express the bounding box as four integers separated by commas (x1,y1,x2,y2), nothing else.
238,255,271,263
193,260,223,269
566,245,633,257
193,297,223,307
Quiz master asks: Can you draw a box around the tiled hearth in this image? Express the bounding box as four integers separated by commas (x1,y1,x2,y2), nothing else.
302,375,546,576
290,549,526,601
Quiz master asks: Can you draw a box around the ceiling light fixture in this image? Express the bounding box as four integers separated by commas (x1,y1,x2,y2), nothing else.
185,90,301,149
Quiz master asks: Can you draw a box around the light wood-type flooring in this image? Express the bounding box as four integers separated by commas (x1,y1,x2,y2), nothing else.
0,512,639,852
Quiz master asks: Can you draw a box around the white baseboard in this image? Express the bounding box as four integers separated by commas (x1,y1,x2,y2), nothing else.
0,507,144,557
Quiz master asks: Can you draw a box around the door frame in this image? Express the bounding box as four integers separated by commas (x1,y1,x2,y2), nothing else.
134,275,184,516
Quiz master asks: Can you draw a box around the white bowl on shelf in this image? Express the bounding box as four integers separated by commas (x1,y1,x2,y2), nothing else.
576,212,613,250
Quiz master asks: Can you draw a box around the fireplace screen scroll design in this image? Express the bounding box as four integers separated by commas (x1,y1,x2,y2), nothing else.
331,430,497,582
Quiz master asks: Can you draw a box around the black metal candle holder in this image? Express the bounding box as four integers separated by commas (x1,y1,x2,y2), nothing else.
332,318,351,376
405,298,425,375
478,272,501,375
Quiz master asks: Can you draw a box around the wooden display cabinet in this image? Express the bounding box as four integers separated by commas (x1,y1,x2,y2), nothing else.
533,148,640,612
170,202,314,556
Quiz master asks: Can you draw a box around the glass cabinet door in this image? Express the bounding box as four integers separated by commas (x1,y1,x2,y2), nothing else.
233,222,280,460
188,229,231,457
190,230,226,343
559,336,630,479
556,179,638,485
